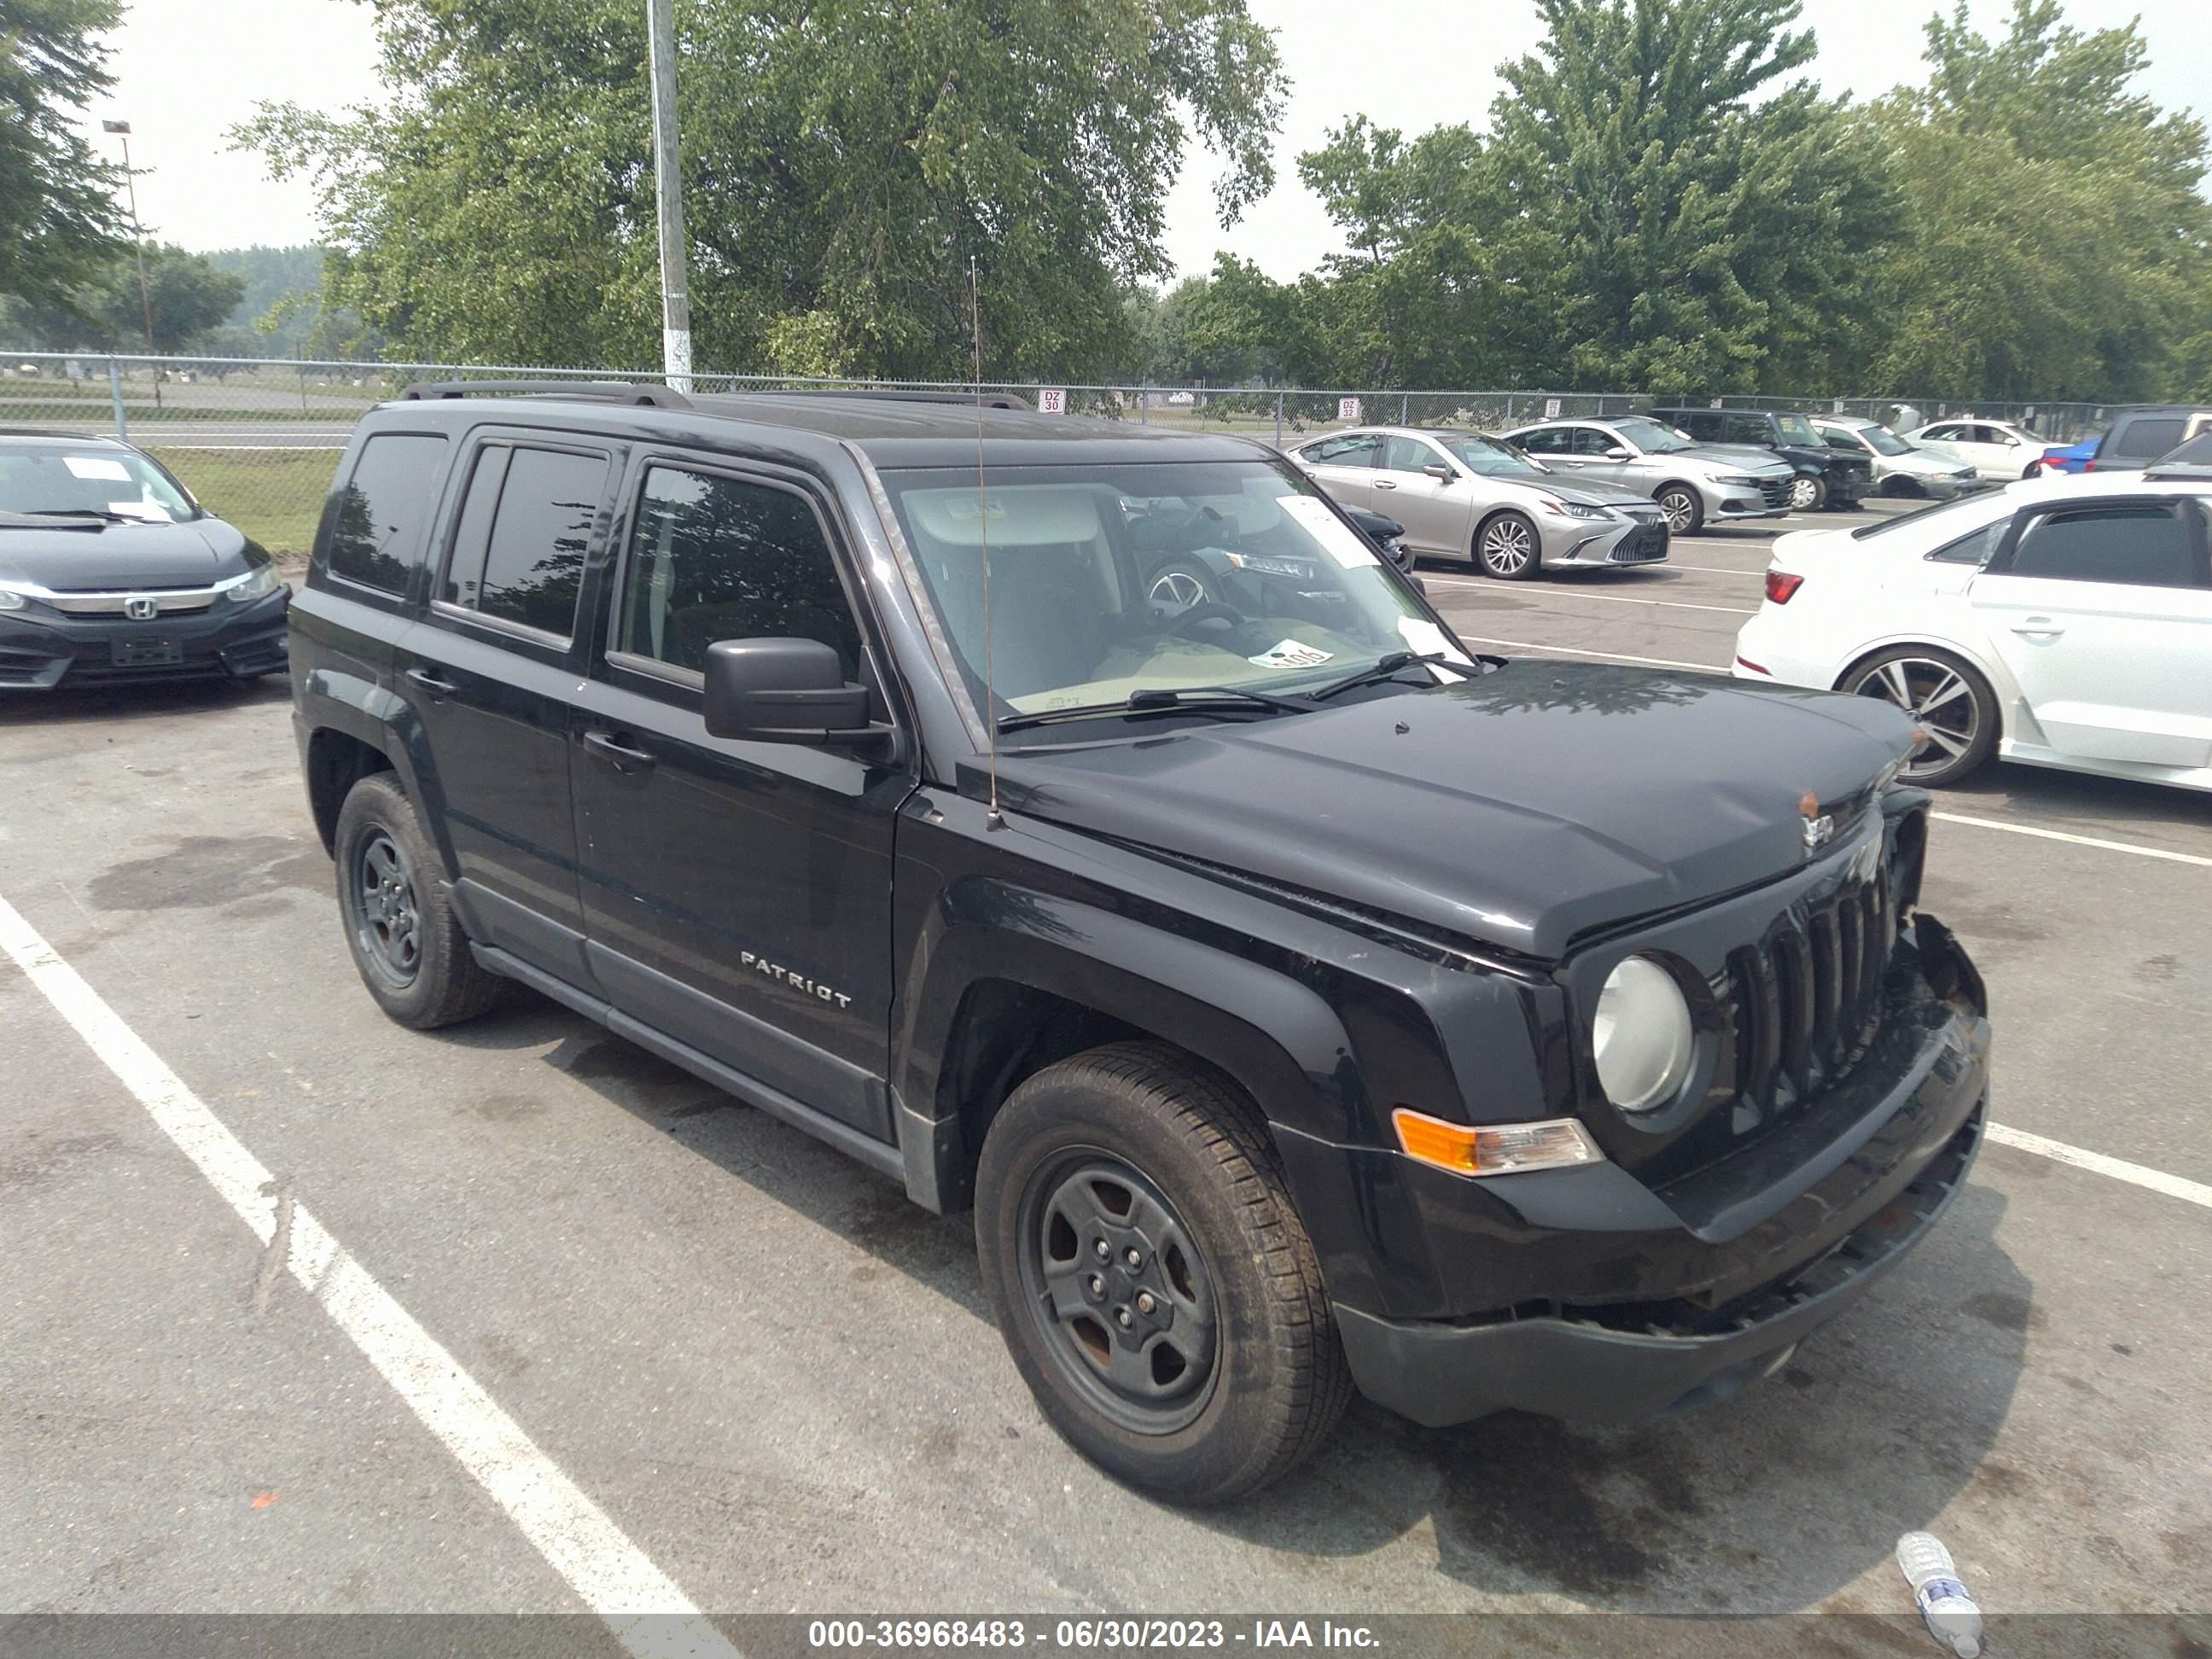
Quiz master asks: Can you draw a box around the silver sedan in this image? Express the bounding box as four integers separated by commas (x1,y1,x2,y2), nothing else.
1498,416,1797,534
1286,427,1671,579
1810,416,1985,498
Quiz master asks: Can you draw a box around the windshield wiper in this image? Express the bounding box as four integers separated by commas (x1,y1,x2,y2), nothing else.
19,508,131,522
1307,651,1447,701
996,685,1318,734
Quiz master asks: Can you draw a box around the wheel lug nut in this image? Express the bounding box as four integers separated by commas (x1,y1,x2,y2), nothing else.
1087,1275,1103,1298
1136,1292,1156,1314
1115,1307,1133,1329
1124,1248,1143,1269
1093,1238,1110,1260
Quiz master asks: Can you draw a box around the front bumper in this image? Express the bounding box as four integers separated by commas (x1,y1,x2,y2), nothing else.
0,590,289,690
1541,515,1671,568
1705,486,1791,521
1281,935,1990,1429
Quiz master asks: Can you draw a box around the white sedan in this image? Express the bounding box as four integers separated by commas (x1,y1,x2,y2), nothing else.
1904,419,2047,480
1732,471,2212,792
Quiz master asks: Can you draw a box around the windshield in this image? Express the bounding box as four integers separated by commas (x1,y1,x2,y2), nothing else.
1849,490,2011,540
1441,435,1545,476
1775,414,1820,445
1864,427,1912,456
0,444,195,522
880,460,1475,731
1612,416,1696,454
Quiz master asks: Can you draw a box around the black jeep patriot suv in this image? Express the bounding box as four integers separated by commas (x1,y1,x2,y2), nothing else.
290,381,1990,1503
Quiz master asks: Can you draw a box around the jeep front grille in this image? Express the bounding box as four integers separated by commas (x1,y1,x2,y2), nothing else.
1724,847,1895,1114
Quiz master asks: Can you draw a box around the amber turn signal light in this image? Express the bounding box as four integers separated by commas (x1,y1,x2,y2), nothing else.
1391,1109,1605,1179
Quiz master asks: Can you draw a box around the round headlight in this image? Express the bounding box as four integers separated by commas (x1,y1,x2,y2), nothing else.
1592,955,1695,1115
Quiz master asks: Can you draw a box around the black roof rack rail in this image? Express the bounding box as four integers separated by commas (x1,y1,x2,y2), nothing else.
736,387,1036,411
399,379,692,409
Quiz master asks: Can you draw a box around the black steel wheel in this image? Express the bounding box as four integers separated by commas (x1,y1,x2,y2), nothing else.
1841,646,1998,787
333,772,503,1028
1016,1150,1220,1435
1476,511,1541,579
975,1042,1353,1505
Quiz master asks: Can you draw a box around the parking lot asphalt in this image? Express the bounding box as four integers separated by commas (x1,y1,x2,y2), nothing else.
3,503,2209,1642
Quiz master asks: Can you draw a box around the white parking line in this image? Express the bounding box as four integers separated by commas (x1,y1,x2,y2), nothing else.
1985,1124,2212,1209
1424,577,1755,614
1932,812,2212,870
0,891,741,1658
1449,634,1726,672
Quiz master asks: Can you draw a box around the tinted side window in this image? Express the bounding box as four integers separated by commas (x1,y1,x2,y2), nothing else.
618,466,863,680
445,445,607,637
1724,414,1770,445
1569,428,1615,457
1673,411,1719,439
2007,504,2196,587
328,433,447,594
1931,520,2006,565
1514,428,1565,455
1820,429,1861,452
2108,417,2186,463
1382,435,1439,472
1301,434,1380,468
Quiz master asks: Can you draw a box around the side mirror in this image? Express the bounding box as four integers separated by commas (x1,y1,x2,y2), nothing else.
703,637,880,745
1604,447,1631,461
1422,463,1453,481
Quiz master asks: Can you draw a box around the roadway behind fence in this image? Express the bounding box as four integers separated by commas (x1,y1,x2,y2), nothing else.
0,350,2118,557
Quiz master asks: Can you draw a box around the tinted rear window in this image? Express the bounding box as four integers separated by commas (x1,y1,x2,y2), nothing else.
440,444,608,637
328,434,448,593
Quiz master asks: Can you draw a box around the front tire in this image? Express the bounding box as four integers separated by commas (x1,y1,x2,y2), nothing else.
975,1042,1353,1505
1840,646,1998,787
1475,511,1542,579
334,772,502,1028
1655,485,1703,536
1789,474,1827,511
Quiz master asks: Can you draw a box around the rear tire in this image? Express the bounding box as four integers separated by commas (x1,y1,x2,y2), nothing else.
1655,485,1703,536
1840,646,1998,788
1475,511,1542,580
975,1042,1353,1505
334,772,502,1029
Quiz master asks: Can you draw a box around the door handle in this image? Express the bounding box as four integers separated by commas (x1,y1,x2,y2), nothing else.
2010,617,2065,638
1373,480,1399,490
405,667,457,696
582,729,657,772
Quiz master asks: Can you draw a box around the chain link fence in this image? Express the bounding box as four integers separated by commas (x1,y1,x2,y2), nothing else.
1,350,2121,558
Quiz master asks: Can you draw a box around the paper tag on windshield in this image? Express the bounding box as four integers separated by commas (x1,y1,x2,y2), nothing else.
107,500,169,521
1396,616,1476,666
66,456,131,481
1249,638,1334,670
1278,494,1378,569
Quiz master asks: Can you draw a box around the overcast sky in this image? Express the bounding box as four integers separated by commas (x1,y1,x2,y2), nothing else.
81,0,2212,283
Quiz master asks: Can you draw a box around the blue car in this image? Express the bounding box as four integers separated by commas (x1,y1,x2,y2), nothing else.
2030,434,2099,474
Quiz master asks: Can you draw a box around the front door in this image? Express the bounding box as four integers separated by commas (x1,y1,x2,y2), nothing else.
1370,434,1470,556
1971,497,2212,769
398,434,617,981
568,457,909,1142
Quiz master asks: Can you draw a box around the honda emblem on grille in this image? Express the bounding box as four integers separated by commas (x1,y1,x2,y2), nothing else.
123,597,158,620
1799,789,1835,855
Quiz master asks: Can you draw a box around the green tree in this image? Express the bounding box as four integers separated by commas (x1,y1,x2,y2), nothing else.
1870,0,2212,402
0,0,128,309
237,0,1286,378
2,243,247,352
1478,0,1895,393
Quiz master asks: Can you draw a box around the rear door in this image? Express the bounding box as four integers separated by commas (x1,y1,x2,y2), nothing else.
1290,432,1382,512
1969,497,2212,769
1370,434,1469,556
395,432,618,982
566,454,909,1141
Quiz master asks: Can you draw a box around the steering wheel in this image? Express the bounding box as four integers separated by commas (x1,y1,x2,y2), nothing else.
1166,600,1244,637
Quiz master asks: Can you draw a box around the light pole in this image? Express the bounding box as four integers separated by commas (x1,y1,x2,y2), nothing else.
643,0,693,393
101,119,160,408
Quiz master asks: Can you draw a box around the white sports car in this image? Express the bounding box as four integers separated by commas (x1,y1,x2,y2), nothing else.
1732,469,2212,792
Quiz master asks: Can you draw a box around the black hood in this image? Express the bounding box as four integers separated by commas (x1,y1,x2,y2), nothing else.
0,515,255,591
987,663,1917,960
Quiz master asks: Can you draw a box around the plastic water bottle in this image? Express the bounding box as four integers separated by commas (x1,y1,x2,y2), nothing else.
1895,1531,1983,1658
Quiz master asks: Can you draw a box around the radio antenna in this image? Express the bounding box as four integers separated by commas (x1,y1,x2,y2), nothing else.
970,254,1004,829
